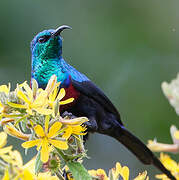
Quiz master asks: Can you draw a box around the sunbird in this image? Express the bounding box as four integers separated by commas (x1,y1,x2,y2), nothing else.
31,25,176,180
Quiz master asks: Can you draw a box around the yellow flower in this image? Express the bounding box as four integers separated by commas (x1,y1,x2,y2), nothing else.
22,116,68,163
0,132,13,162
62,125,86,140
7,75,59,116
155,153,179,180
8,81,52,115
0,84,11,119
0,118,15,126
0,102,9,120
3,154,58,180
4,124,30,141
0,84,10,95
173,130,179,140
88,169,108,180
110,162,129,180
160,153,179,173
0,102,6,115
0,131,7,147
134,171,149,180
22,157,36,173
4,150,33,180
61,117,88,140
14,156,35,180
15,169,34,180
45,74,57,95
2,149,32,180
7,75,74,117
0,133,24,168
0,101,4,113
9,150,23,167
147,140,179,153
22,158,58,180
48,83,74,117
2,168,34,180
60,117,88,126
147,125,179,153
89,162,148,180
2,169,9,180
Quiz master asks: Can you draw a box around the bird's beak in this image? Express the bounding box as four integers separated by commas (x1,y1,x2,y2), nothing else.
52,25,72,37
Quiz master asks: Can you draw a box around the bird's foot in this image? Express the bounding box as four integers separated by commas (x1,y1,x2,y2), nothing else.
83,118,98,132
62,111,76,119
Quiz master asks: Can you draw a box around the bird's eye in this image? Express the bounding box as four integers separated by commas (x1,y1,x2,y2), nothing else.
38,35,50,43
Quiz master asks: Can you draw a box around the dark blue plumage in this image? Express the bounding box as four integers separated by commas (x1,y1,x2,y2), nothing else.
31,25,176,180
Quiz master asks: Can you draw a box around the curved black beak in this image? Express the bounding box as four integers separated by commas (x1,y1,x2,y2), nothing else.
52,25,72,37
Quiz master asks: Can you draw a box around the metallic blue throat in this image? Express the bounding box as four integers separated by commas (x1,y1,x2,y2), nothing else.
31,57,89,89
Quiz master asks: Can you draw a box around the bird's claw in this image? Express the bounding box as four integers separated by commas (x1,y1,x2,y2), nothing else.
62,111,76,119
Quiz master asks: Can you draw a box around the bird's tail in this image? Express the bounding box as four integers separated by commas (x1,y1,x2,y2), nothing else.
109,126,176,180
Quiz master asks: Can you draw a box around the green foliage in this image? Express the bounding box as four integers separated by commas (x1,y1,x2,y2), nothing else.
67,161,92,180
35,150,43,174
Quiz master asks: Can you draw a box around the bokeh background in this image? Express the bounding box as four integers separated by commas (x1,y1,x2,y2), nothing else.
0,0,179,179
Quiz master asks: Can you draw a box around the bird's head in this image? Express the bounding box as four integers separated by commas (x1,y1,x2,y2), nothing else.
31,25,72,59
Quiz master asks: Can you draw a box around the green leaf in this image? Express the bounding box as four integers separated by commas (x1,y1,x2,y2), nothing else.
20,119,27,132
15,115,28,127
67,161,92,180
35,150,43,174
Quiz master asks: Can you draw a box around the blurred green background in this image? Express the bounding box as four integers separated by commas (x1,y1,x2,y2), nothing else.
0,0,179,179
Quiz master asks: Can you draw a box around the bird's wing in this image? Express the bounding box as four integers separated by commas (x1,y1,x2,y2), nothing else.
61,58,123,125
71,79,123,126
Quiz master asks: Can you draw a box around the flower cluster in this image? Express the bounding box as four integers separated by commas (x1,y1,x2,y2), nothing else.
155,153,179,180
0,131,58,180
1,74,171,180
0,75,88,179
147,73,179,180
0,128,150,180
88,162,149,180
147,125,179,153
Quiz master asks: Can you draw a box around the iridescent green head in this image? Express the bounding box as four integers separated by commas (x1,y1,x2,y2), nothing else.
31,25,72,59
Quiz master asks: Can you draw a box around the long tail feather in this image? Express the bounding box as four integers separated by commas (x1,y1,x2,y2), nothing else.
109,126,176,180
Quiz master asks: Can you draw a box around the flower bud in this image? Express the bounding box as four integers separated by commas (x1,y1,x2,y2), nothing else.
45,75,57,95
31,78,38,98
54,99,60,117
4,124,30,141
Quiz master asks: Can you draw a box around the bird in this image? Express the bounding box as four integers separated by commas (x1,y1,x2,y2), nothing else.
31,25,176,180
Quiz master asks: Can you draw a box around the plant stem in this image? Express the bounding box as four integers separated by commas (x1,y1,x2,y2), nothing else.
55,148,68,161
76,135,85,154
